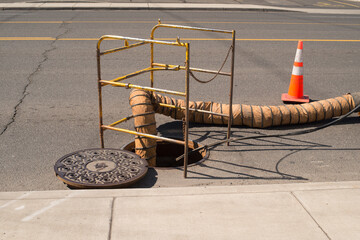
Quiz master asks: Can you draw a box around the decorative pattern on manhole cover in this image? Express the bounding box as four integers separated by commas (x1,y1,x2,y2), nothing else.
54,148,148,188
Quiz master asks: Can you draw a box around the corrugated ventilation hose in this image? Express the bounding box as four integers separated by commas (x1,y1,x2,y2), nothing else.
130,90,360,166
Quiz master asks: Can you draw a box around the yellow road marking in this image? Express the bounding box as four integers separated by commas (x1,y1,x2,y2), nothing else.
238,39,360,42
1,20,148,24
158,38,360,42
0,20,360,26
0,37,359,42
57,38,99,41
1,21,64,23
0,37,56,40
314,2,341,7
328,0,360,8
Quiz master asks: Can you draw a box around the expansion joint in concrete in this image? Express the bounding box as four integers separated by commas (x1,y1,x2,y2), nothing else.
108,197,115,240
291,192,332,240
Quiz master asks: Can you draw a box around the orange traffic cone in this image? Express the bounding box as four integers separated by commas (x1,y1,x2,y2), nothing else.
281,41,310,103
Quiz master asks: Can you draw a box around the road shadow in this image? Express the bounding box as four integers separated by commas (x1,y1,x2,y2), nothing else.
156,117,360,181
130,168,158,188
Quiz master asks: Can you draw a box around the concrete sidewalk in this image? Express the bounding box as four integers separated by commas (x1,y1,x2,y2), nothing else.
1,1,360,14
1,181,359,239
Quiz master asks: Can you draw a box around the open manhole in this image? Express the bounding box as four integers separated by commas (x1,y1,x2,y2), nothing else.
122,140,208,168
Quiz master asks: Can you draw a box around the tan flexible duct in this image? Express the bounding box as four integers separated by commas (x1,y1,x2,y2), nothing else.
130,90,360,166
129,90,157,166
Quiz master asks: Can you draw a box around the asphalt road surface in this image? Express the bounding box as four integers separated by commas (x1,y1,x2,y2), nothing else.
0,10,359,191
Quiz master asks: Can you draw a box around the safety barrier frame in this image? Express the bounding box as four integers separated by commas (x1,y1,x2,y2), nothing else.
96,22,235,178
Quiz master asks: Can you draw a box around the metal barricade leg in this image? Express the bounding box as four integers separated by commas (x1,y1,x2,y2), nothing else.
97,48,105,148
227,30,236,146
184,43,190,178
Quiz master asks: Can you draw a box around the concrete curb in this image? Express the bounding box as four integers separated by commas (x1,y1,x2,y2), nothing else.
1,181,360,240
1,2,360,14
1,181,360,199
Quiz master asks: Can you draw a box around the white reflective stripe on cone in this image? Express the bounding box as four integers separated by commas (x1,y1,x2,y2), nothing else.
292,66,303,76
294,49,303,63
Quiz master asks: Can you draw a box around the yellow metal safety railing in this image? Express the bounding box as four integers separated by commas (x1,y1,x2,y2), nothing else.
96,21,235,178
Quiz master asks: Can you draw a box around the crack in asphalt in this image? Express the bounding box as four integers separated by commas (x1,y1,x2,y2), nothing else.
0,16,75,137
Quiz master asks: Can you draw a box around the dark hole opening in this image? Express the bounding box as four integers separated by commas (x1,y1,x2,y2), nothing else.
122,140,207,168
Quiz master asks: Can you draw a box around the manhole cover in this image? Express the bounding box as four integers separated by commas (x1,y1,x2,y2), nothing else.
54,148,148,189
